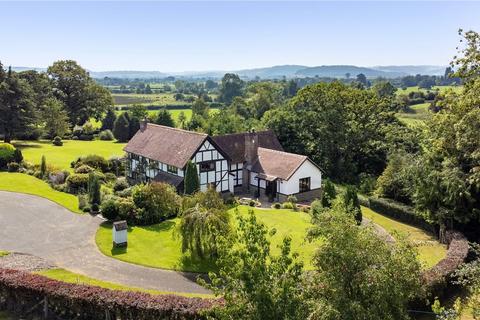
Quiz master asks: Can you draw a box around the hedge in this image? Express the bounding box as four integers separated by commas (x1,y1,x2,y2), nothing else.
367,197,434,233
422,230,469,297
0,268,217,319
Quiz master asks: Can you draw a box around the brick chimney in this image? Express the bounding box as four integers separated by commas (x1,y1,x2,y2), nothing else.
244,128,258,166
140,118,148,132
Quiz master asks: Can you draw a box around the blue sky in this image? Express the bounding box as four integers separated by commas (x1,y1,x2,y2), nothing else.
1,1,479,71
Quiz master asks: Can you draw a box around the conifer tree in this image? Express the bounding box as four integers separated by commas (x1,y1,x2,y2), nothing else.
113,112,130,142
184,160,200,195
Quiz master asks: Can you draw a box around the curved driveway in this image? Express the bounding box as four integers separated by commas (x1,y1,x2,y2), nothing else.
0,191,209,295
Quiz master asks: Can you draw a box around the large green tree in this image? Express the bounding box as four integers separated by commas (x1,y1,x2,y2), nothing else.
42,97,70,138
48,60,113,125
154,109,175,127
306,204,421,320
204,209,307,320
263,81,403,182
219,73,244,105
0,66,37,143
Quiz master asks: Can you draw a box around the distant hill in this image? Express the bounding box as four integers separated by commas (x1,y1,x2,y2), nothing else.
371,65,446,76
295,65,405,78
10,64,447,80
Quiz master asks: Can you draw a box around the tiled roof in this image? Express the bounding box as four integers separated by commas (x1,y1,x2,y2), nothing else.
153,171,184,187
124,123,207,168
252,147,308,180
212,130,283,163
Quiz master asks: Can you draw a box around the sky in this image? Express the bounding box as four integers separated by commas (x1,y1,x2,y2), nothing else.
1,1,479,72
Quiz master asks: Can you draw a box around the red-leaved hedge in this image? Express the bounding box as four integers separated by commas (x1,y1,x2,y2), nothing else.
422,230,469,294
0,268,218,319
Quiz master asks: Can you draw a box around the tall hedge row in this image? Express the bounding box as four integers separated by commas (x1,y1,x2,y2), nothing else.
368,197,434,233
0,268,216,320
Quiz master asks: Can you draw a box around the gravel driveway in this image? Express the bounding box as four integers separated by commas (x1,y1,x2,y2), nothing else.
0,191,209,295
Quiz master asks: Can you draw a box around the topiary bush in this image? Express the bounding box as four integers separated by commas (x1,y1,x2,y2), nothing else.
52,136,63,146
101,198,120,221
71,155,110,173
66,174,90,194
272,202,282,209
0,143,15,169
7,162,20,172
113,177,129,192
282,202,294,210
99,129,114,141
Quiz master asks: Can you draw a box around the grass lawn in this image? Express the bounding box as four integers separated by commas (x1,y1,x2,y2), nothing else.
115,108,220,127
96,205,318,273
13,140,126,171
362,206,447,269
35,268,211,298
0,173,81,214
396,85,463,96
0,251,9,257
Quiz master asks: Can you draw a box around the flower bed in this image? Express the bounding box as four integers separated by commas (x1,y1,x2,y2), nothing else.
0,268,217,319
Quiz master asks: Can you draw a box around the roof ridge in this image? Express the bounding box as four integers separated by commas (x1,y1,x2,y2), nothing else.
146,123,208,137
213,130,274,138
258,147,307,158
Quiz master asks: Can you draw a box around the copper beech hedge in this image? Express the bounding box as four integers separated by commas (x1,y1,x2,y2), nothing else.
422,230,469,294
0,268,218,319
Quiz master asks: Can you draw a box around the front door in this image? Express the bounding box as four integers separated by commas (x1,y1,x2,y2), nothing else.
265,180,277,202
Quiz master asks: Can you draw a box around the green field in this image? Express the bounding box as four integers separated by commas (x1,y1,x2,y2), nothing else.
14,140,126,171
115,108,220,125
0,173,81,213
362,206,447,269
35,268,211,298
396,85,463,96
113,93,181,106
96,205,319,273
396,102,432,125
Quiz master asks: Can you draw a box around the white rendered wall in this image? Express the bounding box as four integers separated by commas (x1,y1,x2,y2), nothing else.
278,160,322,195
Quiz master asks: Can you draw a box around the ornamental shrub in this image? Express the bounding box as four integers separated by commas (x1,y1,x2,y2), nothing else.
66,174,90,194
113,177,129,192
40,155,47,178
75,164,95,174
13,148,23,164
52,136,63,146
282,202,294,209
0,143,15,168
272,202,282,209
132,183,181,225
117,197,137,222
343,185,362,225
71,155,110,173
88,172,102,206
99,129,114,141
101,198,119,220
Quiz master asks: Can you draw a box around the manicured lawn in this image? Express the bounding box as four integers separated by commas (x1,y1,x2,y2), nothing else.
0,173,81,214
96,205,318,273
14,140,126,171
362,206,447,269
35,268,211,298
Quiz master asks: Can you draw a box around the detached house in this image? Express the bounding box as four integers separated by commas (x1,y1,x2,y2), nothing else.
124,122,323,202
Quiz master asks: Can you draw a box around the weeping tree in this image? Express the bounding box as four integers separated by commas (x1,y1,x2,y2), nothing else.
184,160,200,195
179,204,231,259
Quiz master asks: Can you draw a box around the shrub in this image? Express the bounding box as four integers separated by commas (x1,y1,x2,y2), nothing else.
40,155,47,178
358,173,376,196
132,183,181,225
99,129,114,141
7,162,20,172
78,194,89,211
343,186,362,225
287,195,297,204
52,136,63,146
368,197,432,232
66,174,90,194
321,179,336,208
48,170,69,185
71,155,110,173
0,268,215,320
0,143,15,168
105,172,117,182
108,156,125,176
74,164,95,174
91,203,100,213
101,198,120,220
116,187,133,198
282,202,294,210
114,177,129,192
248,199,257,207
272,202,282,209
13,148,23,164
88,172,102,206
310,199,325,218
117,197,137,222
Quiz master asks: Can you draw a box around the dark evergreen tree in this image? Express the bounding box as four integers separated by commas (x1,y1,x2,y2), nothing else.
343,185,362,225
101,108,117,130
321,179,337,208
113,112,130,142
154,109,175,127
13,148,23,164
184,160,200,195
40,155,47,178
88,172,101,205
